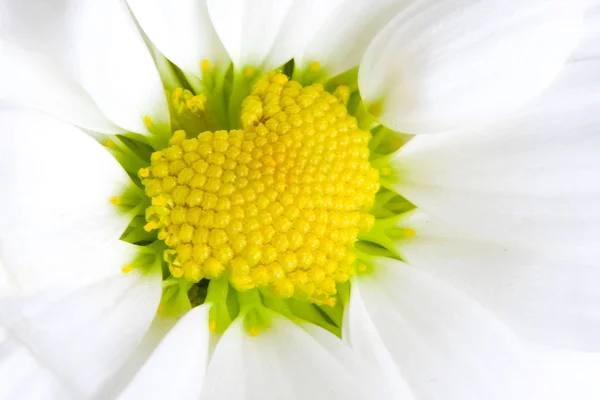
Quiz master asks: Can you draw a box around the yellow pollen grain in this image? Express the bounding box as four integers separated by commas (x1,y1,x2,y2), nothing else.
144,221,159,232
323,297,336,307
209,320,217,332
121,264,134,274
110,196,122,205
249,327,260,337
152,196,167,206
201,59,211,72
144,116,153,127
243,66,256,77
333,85,350,106
172,89,209,124
403,228,416,238
141,72,379,304
104,139,117,149
380,167,392,176
309,61,321,71
139,168,150,178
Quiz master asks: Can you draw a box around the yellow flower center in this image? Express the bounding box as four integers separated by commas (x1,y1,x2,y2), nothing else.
141,73,378,304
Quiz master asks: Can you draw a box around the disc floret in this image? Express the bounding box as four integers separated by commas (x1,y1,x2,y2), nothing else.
141,73,379,304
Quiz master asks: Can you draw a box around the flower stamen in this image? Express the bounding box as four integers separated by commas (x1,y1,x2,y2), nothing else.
141,72,379,304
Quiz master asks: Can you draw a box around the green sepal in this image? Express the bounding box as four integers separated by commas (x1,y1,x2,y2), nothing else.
159,278,194,317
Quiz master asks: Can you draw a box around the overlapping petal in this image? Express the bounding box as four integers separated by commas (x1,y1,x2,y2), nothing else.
0,109,132,295
71,0,170,136
206,0,351,73
0,109,162,396
573,0,600,61
0,0,170,136
359,0,585,134
200,311,369,400
297,0,411,77
350,257,538,400
388,58,600,246
391,210,600,351
126,0,229,77
0,325,74,400
118,305,211,400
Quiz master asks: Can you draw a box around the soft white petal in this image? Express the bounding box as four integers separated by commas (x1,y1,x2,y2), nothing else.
0,0,77,74
388,58,600,246
392,210,600,351
0,109,132,295
0,325,75,400
72,0,170,135
297,0,411,77
200,310,368,400
352,257,538,400
343,290,417,400
118,305,211,400
207,0,293,69
261,0,345,72
0,267,161,398
573,0,600,61
0,42,122,134
300,322,394,398
0,109,162,396
207,0,343,71
529,344,600,400
359,0,585,134
126,0,229,77
95,313,179,399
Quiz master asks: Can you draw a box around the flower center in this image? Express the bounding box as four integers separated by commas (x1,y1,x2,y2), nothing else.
140,73,379,304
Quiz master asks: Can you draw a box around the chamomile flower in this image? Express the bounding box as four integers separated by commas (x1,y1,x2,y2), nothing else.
0,0,599,399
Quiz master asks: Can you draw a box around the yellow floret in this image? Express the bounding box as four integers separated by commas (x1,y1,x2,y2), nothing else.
141,73,379,303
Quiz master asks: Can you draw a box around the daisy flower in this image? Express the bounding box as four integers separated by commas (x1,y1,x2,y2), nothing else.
0,0,599,399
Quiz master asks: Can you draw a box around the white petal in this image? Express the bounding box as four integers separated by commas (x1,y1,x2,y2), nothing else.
200,311,368,400
126,0,229,77
261,0,346,72
297,0,411,77
388,58,600,246
0,325,74,400
0,41,123,134
0,109,162,396
529,344,600,400
95,314,179,399
118,305,211,400
391,210,600,351
359,0,585,134
207,0,292,69
343,290,417,399
300,322,394,398
352,257,538,400
573,1,600,61
72,0,170,135
0,0,78,75
0,267,161,398
0,109,132,295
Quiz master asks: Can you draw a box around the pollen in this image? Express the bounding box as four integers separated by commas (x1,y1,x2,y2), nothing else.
402,228,416,238
141,72,379,304
201,59,211,72
309,61,321,71
144,116,153,128
249,327,260,337
103,139,117,149
121,264,134,274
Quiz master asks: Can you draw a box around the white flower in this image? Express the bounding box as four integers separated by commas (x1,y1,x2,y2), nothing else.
0,0,599,399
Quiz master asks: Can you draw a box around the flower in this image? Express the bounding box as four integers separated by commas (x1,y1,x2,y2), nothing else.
0,0,599,399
